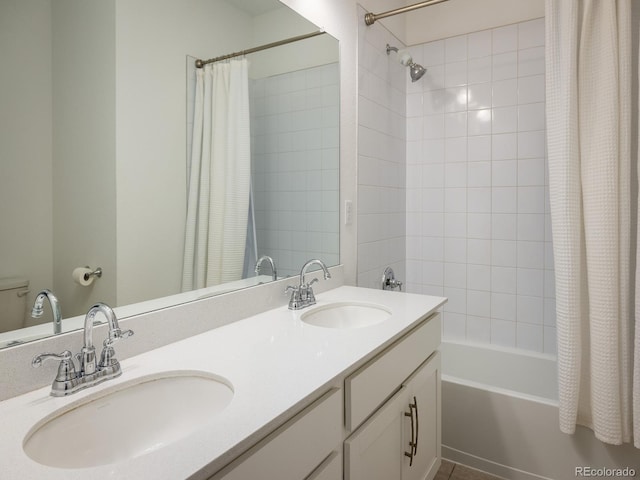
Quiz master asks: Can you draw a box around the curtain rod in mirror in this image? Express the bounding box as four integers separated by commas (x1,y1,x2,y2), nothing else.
195,30,326,68
364,0,449,26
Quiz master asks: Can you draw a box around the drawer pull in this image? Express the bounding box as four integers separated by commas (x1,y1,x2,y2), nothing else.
404,400,416,466
412,396,419,456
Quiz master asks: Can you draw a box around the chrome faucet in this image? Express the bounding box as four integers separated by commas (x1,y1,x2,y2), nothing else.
32,302,133,397
31,289,62,334
286,259,331,310
255,255,277,281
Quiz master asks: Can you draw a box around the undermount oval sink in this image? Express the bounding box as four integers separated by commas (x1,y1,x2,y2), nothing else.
301,302,392,329
23,372,233,469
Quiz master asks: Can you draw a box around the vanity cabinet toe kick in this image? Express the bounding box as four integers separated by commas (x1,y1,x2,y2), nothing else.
206,312,441,480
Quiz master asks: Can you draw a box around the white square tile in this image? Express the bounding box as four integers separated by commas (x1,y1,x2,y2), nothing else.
492,106,518,134
492,240,517,267
445,61,467,89
518,46,545,77
468,109,492,136
518,158,545,186
467,239,491,265
517,268,544,297
518,103,545,132
407,212,424,236
468,264,491,291
517,214,545,241
422,114,444,140
492,186,517,213
445,188,467,212
445,86,468,112
468,163,491,187
493,24,518,54
518,186,545,213
445,212,467,237
518,18,545,50
407,236,422,259
468,83,492,110
421,212,444,237
420,236,443,262
468,57,492,84
422,164,444,188
468,135,492,162
468,188,492,213
445,137,467,163
445,262,467,288
492,133,517,160
492,79,518,107
445,163,467,187
492,266,517,294
544,326,557,354
468,213,491,239
518,75,545,103
407,117,423,141
517,241,545,269
423,40,445,66
445,112,468,138
544,297,557,326
491,292,517,320
545,241,555,270
424,89,446,115
491,319,516,347
423,64,445,91
423,139,445,164
445,237,467,263
467,316,491,344
423,261,444,285
518,131,546,159
445,35,467,63
468,290,491,317
406,93,424,117
407,141,423,165
544,270,556,298
516,323,544,352
493,52,518,80
443,313,467,340
420,187,442,212
444,287,467,313
493,213,517,240
468,30,492,59
491,160,518,187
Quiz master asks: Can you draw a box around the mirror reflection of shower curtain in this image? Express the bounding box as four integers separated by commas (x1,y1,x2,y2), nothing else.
182,59,251,291
242,184,258,279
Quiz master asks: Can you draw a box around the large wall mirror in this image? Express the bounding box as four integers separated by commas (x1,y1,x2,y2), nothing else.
0,0,339,349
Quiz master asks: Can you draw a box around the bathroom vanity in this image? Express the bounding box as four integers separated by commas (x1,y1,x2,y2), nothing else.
0,286,444,480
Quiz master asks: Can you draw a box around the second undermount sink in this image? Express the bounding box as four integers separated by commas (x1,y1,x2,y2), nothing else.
301,302,392,329
23,372,233,469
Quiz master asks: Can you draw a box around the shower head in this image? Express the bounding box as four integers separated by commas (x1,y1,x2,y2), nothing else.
386,44,426,82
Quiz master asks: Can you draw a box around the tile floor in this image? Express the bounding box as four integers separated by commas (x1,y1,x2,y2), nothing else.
436,460,503,480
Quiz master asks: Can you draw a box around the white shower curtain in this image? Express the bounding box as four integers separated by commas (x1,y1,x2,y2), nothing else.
546,0,639,447
182,59,251,291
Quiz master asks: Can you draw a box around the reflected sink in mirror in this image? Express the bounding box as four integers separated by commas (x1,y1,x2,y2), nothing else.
23,372,233,469
301,302,392,329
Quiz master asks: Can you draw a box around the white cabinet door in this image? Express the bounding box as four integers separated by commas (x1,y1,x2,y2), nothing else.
402,352,441,480
345,385,412,480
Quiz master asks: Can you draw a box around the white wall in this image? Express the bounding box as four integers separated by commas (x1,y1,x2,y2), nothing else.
356,5,407,289
51,0,118,319
404,19,555,353
0,0,53,327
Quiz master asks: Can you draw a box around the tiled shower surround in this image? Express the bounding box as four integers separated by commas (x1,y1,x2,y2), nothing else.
357,17,555,353
250,63,340,278
404,19,555,353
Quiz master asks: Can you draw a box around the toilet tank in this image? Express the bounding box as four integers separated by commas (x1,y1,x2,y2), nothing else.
0,277,29,333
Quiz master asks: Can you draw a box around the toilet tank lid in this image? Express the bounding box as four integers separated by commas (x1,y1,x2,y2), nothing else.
0,277,29,291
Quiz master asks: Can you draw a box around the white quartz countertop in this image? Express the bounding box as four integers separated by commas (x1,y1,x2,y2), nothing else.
0,286,445,480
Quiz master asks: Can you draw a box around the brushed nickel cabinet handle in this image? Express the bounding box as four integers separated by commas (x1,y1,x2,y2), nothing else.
404,402,416,466
412,395,419,456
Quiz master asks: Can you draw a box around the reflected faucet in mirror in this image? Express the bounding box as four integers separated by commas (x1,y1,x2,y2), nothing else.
255,256,277,281
31,290,62,335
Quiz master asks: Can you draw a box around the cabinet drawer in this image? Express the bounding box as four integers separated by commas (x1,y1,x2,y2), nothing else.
306,450,342,480
211,388,342,480
345,313,440,431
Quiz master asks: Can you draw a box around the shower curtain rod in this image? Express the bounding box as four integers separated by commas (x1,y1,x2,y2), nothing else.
364,0,449,26
195,30,325,68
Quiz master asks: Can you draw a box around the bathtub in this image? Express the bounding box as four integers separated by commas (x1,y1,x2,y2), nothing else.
440,341,640,480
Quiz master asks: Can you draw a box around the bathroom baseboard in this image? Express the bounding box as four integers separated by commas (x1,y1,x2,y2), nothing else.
443,446,553,480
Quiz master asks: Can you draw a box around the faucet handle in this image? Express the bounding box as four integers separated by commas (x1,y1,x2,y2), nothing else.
105,328,134,347
32,350,77,383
